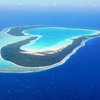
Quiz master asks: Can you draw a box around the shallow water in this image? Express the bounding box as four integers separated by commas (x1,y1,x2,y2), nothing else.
21,27,98,51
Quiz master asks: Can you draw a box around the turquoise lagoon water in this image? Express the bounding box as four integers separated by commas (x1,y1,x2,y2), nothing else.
21,27,99,51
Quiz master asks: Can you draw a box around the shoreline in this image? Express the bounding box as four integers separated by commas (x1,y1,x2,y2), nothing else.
0,26,100,73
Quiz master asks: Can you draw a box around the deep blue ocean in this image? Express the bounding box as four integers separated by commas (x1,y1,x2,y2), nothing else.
0,9,100,100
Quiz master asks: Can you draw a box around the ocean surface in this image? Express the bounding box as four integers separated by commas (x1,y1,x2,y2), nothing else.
0,9,100,100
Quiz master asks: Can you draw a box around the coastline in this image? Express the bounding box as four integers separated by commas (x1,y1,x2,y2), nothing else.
0,26,100,73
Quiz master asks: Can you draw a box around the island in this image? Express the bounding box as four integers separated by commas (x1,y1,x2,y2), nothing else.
0,26,100,73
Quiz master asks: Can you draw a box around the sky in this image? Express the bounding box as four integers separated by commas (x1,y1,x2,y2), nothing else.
0,0,100,7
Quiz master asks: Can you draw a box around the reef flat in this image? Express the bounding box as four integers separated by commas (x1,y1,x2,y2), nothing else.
0,26,100,73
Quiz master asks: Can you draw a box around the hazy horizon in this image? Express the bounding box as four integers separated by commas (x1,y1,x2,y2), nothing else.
0,0,100,11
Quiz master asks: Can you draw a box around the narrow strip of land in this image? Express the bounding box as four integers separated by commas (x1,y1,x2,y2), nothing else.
1,26,100,68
